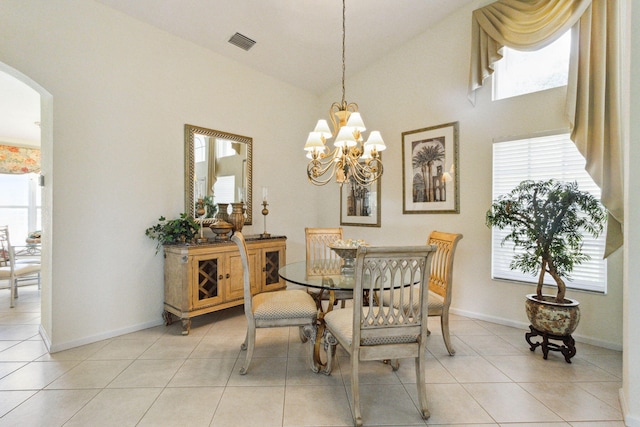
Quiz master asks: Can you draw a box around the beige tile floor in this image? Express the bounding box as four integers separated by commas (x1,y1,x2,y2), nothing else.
0,285,625,426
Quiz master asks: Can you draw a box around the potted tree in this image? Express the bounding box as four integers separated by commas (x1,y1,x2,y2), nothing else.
145,213,200,253
486,179,606,339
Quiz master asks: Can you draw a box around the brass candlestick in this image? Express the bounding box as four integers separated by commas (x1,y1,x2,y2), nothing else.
261,200,270,238
195,198,208,243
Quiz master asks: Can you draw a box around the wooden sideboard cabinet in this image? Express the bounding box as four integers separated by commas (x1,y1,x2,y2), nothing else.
162,235,286,334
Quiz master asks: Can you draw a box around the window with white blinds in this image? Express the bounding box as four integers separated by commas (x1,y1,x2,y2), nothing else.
491,134,607,293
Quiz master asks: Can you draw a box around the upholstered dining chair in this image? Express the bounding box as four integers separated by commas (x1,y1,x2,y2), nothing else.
0,226,41,308
381,230,463,355
231,231,318,374
305,227,343,275
323,245,436,427
304,227,351,308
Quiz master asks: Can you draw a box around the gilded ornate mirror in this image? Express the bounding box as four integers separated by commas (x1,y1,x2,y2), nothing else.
185,124,252,225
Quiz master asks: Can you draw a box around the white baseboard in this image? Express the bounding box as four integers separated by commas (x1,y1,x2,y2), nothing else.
47,318,164,353
39,324,52,352
619,388,640,426
450,307,623,351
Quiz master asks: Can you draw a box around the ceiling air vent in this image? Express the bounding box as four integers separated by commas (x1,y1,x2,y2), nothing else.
228,32,256,51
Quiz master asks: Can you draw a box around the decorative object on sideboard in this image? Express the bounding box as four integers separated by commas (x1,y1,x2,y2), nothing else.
194,198,208,243
303,0,385,187
261,186,270,238
228,202,245,232
215,203,229,222
486,179,606,362
145,213,200,254
209,219,233,241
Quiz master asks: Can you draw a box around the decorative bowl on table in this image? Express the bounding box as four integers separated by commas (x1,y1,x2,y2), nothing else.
328,239,368,276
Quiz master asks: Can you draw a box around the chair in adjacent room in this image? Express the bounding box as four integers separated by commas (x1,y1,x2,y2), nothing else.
231,231,318,374
381,230,463,355
323,245,436,426
0,225,41,308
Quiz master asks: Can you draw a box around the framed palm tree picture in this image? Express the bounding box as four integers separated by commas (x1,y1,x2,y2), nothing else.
402,122,459,214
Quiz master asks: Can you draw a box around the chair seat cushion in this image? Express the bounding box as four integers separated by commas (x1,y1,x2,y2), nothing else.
253,289,317,320
325,307,419,347
0,264,41,279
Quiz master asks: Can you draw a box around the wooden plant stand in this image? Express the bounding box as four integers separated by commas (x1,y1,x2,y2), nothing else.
525,325,576,363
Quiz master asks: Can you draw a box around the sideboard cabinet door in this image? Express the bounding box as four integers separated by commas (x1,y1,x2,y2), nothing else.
261,245,286,293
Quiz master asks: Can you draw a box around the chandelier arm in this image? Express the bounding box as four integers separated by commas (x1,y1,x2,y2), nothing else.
307,148,342,185
344,154,379,186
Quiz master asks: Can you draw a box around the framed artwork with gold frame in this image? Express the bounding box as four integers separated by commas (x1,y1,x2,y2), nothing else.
340,168,382,227
402,121,459,214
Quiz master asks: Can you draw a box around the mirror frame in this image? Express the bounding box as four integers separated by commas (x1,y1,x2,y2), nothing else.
185,124,253,226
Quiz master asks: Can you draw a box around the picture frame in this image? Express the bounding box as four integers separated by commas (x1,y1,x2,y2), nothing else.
402,121,459,214
340,168,381,227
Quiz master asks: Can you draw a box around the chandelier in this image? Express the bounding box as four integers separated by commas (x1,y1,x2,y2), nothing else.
304,0,385,186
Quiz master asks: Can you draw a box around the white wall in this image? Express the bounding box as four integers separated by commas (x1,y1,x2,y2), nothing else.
0,0,317,351
314,1,624,349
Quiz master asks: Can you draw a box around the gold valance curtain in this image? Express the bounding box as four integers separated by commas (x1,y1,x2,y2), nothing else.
0,144,41,174
468,0,623,256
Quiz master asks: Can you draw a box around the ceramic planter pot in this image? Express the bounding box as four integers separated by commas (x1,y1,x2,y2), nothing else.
525,294,580,336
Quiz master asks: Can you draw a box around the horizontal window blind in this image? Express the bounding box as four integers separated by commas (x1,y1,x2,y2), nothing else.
491,134,607,293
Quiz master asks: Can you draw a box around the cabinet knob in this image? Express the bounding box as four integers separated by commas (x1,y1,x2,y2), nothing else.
226,273,230,279
218,275,224,280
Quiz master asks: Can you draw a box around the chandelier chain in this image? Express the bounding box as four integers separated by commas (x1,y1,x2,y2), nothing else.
341,0,346,106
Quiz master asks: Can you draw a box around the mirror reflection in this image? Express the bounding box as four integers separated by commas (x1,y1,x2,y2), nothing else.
185,124,252,226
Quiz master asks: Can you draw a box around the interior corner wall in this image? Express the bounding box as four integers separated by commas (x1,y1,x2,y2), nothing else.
0,0,317,350
314,1,624,348
623,0,640,423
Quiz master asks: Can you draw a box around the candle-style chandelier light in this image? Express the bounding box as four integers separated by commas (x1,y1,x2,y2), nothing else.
304,0,386,186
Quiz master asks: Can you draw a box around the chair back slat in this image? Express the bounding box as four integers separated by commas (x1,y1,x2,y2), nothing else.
427,231,463,301
352,245,435,348
305,227,343,276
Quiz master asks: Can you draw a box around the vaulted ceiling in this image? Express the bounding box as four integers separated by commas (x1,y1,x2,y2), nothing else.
1,0,476,145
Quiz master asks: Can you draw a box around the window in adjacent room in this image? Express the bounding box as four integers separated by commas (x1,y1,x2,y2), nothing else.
0,173,41,242
491,133,607,293
493,30,571,100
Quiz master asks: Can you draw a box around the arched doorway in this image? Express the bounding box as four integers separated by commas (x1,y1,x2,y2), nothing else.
0,62,53,348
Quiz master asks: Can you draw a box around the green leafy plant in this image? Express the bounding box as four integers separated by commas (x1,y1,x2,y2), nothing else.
203,195,217,218
145,213,200,253
486,179,606,303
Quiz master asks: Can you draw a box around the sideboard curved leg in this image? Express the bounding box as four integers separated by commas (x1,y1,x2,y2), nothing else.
162,310,173,326
181,318,191,335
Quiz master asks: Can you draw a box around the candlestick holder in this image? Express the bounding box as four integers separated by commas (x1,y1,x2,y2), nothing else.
195,198,208,243
261,200,270,238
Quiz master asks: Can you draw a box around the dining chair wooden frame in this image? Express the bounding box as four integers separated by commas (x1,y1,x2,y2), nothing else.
231,231,318,374
305,227,343,276
381,230,463,355
323,245,436,426
0,226,41,308
304,227,352,308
